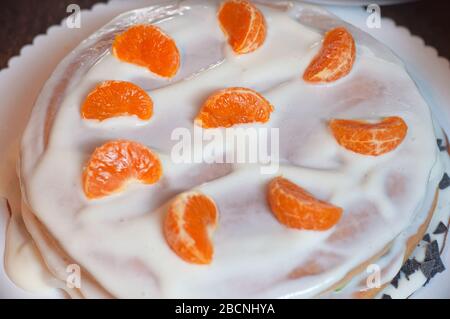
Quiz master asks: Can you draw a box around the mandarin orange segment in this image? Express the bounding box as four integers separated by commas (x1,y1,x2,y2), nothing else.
112,24,180,78
218,0,266,54
83,140,162,199
195,87,274,128
329,116,408,156
267,177,343,231
303,27,356,83
164,192,218,264
81,81,153,121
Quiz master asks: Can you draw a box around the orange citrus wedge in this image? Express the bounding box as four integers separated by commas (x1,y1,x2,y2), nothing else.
83,140,162,199
329,116,408,156
81,81,153,121
164,191,218,264
113,24,180,78
195,87,274,128
303,27,356,83
218,0,266,54
267,176,342,230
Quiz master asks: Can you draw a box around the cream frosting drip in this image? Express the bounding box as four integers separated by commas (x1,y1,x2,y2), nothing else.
15,1,443,298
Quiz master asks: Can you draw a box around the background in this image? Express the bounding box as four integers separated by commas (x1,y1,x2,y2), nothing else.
0,0,450,69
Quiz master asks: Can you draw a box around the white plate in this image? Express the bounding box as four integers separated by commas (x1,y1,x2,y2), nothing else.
0,0,448,299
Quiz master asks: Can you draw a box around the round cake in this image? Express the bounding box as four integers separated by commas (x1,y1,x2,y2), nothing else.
7,0,450,298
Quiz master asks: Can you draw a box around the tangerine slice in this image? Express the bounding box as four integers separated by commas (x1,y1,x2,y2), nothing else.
329,116,408,156
112,24,180,78
195,87,274,128
83,140,162,199
303,27,356,83
81,81,153,121
267,177,342,231
218,0,266,54
164,191,218,264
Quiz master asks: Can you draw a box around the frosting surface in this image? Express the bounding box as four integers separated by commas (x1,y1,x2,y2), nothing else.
17,0,441,298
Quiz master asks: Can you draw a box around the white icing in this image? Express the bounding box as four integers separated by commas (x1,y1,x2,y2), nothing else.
4,213,56,293
325,124,450,298
15,1,444,298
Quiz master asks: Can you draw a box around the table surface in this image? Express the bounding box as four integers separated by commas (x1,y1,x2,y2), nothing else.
0,0,449,70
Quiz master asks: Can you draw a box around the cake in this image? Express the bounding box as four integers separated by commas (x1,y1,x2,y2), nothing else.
6,0,449,298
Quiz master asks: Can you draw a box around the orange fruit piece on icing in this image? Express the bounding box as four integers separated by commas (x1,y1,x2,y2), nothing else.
218,0,266,54
329,116,408,156
81,81,153,121
83,140,162,199
303,27,356,83
164,192,218,264
112,25,180,78
267,177,342,231
195,87,274,128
